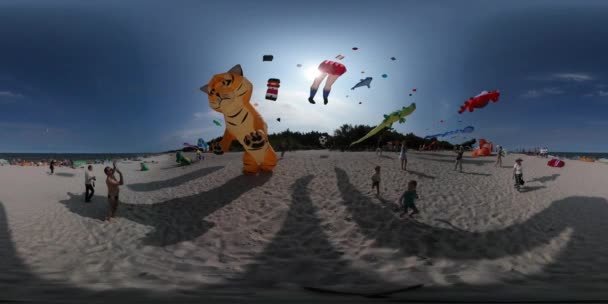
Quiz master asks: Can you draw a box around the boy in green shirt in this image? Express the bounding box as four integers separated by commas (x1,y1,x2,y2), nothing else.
399,180,419,218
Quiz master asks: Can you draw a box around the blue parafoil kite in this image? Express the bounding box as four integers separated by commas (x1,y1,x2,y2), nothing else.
424,126,474,139
197,138,208,150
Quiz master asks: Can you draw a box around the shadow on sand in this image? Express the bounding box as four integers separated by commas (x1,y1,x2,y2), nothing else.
4,170,608,301
528,174,560,184
406,170,436,180
54,172,76,177
127,166,224,192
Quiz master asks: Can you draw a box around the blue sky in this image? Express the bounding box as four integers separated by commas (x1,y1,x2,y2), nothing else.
1,0,608,153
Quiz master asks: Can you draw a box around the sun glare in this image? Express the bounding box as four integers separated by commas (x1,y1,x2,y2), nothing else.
305,67,321,81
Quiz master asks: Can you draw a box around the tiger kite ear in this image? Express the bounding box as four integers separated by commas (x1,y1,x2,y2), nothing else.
200,84,209,95
227,64,243,76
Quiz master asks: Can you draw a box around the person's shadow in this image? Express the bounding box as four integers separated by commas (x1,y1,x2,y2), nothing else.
528,174,560,184
333,166,608,261
127,166,224,192
60,173,272,246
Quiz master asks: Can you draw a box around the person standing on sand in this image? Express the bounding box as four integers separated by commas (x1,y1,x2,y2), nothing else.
495,146,503,167
399,142,408,170
399,180,420,218
454,146,464,172
371,166,381,196
49,159,55,174
104,161,124,221
279,141,286,159
84,165,96,202
513,158,524,191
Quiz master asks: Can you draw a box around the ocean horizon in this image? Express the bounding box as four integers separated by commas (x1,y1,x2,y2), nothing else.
0,152,161,162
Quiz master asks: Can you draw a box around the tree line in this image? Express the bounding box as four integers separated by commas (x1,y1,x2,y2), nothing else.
198,124,455,152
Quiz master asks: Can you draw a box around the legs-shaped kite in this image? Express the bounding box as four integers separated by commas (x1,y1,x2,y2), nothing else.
309,60,346,105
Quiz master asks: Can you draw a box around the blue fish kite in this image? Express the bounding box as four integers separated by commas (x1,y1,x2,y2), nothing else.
351,77,373,90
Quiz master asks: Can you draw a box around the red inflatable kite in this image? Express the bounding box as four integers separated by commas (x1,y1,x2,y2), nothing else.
548,159,565,168
308,60,347,105
458,90,500,114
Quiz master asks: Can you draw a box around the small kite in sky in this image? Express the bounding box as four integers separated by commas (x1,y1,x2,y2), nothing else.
361,71,365,74
266,78,280,101
309,60,347,105
424,126,475,139
213,120,222,126
382,74,388,78
276,118,281,122
335,54,345,60
296,64,302,68
412,88,417,92
352,47,358,50
263,55,273,61
359,102,362,104
390,57,396,61
458,90,500,114
351,77,373,90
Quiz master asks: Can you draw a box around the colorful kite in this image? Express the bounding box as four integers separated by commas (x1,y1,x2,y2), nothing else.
350,103,416,146
197,138,208,150
266,78,280,101
309,60,347,105
351,77,373,90
424,126,475,139
459,90,500,114
200,64,277,175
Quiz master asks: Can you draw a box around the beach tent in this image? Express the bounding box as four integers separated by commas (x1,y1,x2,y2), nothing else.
73,160,87,167
0,159,9,166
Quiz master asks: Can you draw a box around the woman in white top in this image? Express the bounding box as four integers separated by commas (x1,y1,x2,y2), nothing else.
399,142,408,171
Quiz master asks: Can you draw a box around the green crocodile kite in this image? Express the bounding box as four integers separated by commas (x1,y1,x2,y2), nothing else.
350,103,416,146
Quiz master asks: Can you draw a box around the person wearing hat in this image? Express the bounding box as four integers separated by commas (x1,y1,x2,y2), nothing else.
513,158,524,191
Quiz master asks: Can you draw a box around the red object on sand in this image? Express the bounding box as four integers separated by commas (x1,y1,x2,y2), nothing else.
318,60,347,76
548,159,565,168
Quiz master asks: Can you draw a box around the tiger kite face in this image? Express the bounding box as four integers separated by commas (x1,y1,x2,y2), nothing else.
200,64,253,114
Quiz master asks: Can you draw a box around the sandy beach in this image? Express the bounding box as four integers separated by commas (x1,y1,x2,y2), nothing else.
1,150,608,303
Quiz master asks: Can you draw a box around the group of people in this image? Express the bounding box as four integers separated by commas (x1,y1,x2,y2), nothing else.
80,162,124,221
372,141,528,219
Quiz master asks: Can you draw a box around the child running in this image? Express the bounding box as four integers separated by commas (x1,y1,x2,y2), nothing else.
399,180,420,218
371,166,381,196
104,161,124,221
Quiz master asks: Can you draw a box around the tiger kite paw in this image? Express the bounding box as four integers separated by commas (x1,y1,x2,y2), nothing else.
243,130,267,150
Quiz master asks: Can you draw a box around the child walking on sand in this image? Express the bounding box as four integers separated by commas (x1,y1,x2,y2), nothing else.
84,165,96,202
399,180,419,218
104,161,124,221
399,142,408,171
495,146,503,167
513,158,524,191
454,146,464,172
371,166,381,196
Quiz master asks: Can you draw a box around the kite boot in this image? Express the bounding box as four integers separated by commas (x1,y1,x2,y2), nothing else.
309,88,317,104
323,90,330,105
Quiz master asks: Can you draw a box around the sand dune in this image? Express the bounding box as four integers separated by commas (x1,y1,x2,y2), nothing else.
1,150,608,302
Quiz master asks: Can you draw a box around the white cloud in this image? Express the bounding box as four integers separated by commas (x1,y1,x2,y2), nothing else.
552,73,594,82
0,91,24,102
527,73,594,82
582,90,608,98
522,87,564,98
599,90,608,97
